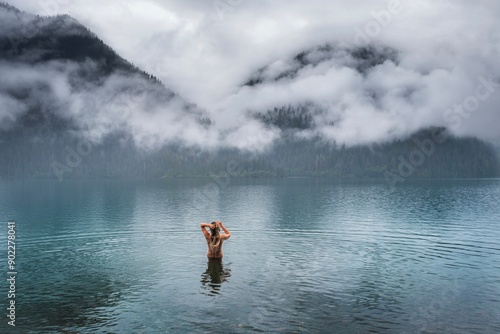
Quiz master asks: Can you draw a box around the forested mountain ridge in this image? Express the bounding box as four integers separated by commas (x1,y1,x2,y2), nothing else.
0,2,161,82
244,43,398,87
0,2,209,135
1,124,497,179
0,2,498,180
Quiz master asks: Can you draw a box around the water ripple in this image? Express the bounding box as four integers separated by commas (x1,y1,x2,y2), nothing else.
1,179,500,333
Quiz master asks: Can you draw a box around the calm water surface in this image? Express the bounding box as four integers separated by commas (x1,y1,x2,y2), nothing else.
1,178,500,333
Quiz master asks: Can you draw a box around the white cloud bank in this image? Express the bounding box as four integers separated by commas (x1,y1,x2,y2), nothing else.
7,0,500,147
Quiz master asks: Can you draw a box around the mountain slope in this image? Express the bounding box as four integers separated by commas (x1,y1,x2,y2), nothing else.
244,43,398,87
0,2,498,180
0,2,208,138
1,2,154,78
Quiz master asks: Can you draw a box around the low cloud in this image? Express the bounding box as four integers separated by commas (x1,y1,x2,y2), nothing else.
0,59,218,150
4,0,500,148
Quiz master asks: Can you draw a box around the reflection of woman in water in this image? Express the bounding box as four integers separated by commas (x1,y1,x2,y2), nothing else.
200,258,231,295
200,221,231,258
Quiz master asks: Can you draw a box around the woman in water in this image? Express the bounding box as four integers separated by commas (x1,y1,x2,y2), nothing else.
200,220,231,258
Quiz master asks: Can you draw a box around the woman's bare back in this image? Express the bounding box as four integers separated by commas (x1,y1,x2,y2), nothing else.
205,237,225,258
200,221,231,259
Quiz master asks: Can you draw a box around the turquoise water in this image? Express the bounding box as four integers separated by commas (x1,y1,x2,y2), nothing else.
1,178,500,333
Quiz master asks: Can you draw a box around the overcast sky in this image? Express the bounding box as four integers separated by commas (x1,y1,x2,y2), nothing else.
10,0,500,146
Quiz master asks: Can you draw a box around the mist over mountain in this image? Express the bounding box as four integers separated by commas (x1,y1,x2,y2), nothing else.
0,2,498,180
0,2,213,150
246,44,399,135
244,44,398,87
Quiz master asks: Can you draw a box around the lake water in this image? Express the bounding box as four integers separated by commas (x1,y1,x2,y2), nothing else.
1,178,500,333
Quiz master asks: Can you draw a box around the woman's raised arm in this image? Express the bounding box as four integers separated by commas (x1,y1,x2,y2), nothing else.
200,222,210,238
217,221,231,238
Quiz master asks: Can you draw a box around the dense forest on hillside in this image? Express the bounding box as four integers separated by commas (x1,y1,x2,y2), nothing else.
0,2,159,82
1,126,498,180
244,43,398,87
1,2,498,181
